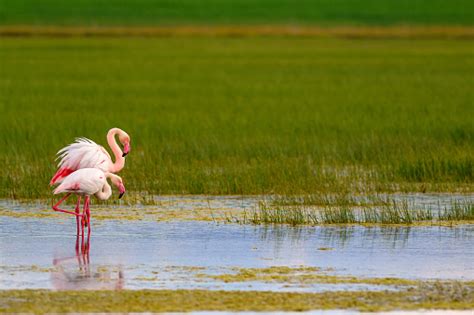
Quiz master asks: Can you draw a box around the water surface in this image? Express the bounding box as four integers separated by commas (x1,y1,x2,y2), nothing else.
1,207,472,291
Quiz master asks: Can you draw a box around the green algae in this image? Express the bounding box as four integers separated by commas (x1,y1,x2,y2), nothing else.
0,265,57,274
134,276,158,281
1,282,473,313
1,266,473,312
317,247,334,251
0,208,57,219
0,202,228,222
196,266,418,287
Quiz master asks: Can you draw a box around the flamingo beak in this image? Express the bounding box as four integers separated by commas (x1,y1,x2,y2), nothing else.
122,143,130,157
118,183,126,199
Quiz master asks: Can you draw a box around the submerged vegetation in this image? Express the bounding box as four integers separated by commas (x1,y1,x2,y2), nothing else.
0,38,473,199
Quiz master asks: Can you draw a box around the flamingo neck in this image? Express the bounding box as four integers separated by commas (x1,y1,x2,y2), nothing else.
107,128,125,173
95,182,112,200
106,172,121,185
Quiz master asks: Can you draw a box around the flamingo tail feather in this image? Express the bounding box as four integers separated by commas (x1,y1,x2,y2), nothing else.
50,168,74,186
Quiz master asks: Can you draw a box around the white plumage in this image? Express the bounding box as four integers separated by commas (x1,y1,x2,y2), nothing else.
53,168,109,198
56,138,111,172
50,128,130,185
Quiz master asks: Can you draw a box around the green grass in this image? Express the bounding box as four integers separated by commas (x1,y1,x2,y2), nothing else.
0,37,473,199
438,201,474,221
0,0,473,26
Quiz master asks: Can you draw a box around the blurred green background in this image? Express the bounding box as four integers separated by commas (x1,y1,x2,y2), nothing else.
0,0,473,26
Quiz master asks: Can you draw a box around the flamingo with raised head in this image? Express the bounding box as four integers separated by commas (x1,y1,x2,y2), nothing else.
50,128,131,185
53,168,125,239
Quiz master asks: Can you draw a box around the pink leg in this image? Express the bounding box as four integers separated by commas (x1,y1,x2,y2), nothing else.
75,196,81,236
52,193,83,217
84,237,90,266
75,232,80,252
81,197,87,244
85,196,91,240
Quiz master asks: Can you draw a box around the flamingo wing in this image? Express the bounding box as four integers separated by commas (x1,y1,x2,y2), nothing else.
50,138,111,185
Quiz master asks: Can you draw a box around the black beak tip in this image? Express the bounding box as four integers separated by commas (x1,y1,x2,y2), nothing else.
119,193,124,199
122,152,128,157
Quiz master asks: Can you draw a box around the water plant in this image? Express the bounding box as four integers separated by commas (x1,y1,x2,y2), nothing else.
228,199,473,226
438,201,474,221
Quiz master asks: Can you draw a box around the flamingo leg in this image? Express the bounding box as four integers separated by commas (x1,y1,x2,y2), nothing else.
75,233,80,256
84,237,90,268
85,196,91,240
75,196,81,236
53,193,83,217
81,197,87,244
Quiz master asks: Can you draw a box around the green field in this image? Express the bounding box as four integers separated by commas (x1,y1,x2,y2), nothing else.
0,0,473,26
0,37,472,199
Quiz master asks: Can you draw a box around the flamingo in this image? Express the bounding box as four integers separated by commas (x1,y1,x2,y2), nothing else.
52,168,126,239
50,128,131,185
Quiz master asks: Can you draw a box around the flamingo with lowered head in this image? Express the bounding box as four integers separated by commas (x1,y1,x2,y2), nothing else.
50,128,131,185
53,168,126,238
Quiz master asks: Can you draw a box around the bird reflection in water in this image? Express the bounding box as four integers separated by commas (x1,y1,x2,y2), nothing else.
51,236,124,290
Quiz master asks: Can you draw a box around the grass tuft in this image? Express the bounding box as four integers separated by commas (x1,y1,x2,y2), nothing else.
227,199,473,226
438,201,474,221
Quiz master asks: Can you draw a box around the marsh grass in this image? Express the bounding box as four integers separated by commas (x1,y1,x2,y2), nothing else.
438,201,474,221
361,201,434,224
0,38,473,199
227,199,473,226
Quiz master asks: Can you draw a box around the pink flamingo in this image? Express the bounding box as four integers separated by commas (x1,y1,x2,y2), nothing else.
53,168,126,239
50,128,131,185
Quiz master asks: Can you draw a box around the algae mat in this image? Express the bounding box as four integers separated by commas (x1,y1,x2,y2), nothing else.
1,284,474,313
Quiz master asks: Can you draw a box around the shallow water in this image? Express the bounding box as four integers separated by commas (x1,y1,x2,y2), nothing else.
1,193,473,234
1,195,473,292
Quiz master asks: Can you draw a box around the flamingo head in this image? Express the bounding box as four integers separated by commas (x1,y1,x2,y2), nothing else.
118,182,126,199
111,175,126,199
118,130,131,157
122,141,130,157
